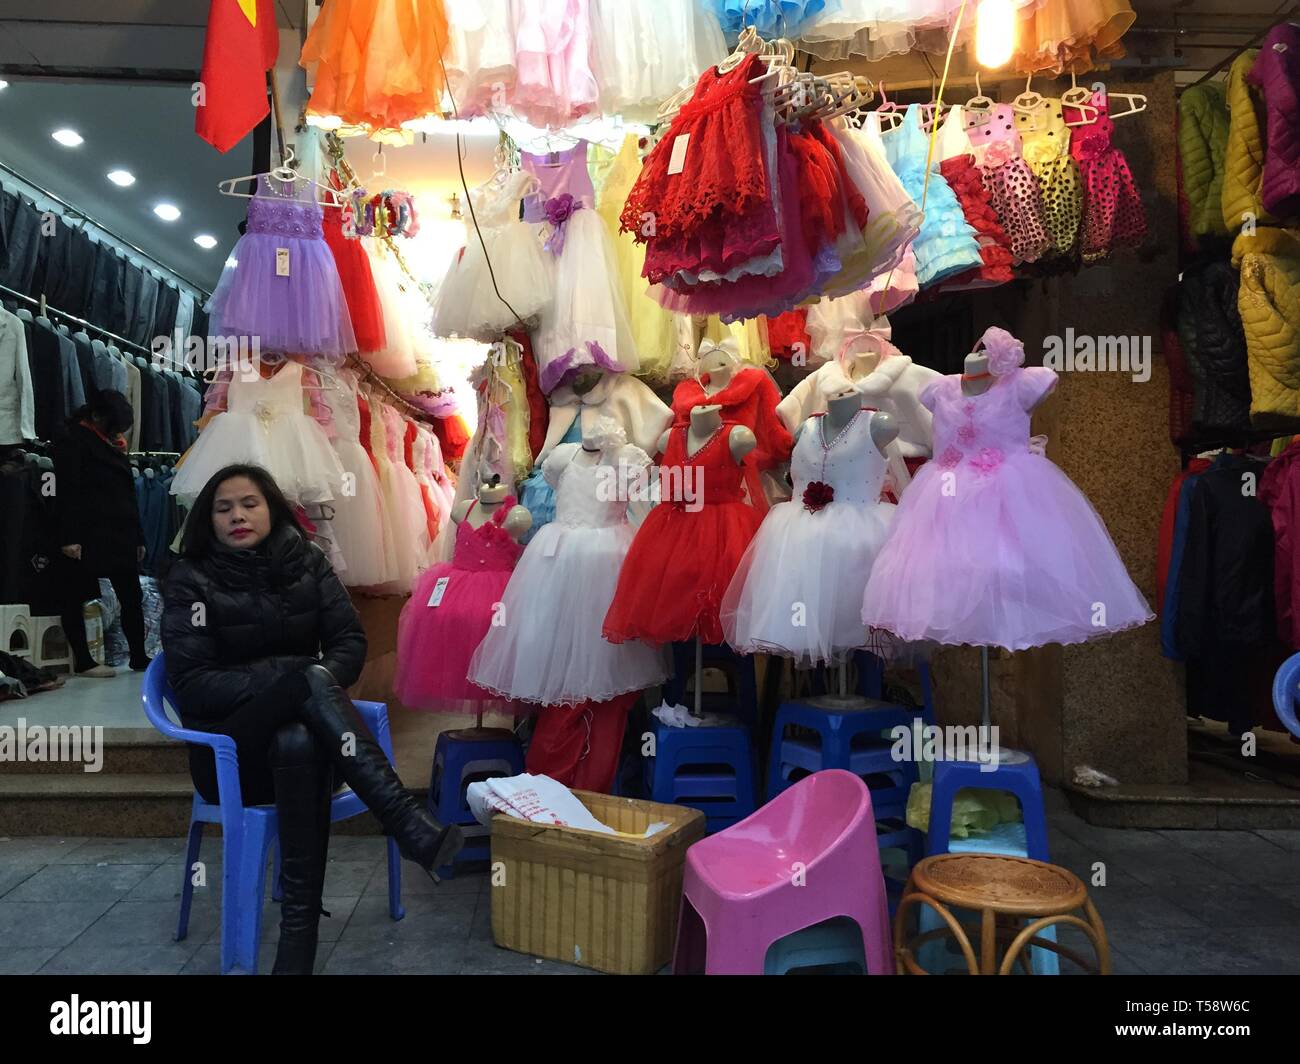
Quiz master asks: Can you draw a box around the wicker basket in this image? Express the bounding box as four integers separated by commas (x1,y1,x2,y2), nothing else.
490,791,706,975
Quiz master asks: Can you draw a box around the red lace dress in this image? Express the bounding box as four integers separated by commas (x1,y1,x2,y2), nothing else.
603,424,764,645
933,108,1014,290
622,53,779,286
1066,92,1147,263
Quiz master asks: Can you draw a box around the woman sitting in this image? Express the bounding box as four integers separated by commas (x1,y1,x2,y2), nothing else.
161,463,463,975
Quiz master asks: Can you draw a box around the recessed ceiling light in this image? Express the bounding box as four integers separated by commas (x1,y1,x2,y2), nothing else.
52,128,83,147
107,169,135,187
194,234,218,250
153,203,181,221
0,81,9,91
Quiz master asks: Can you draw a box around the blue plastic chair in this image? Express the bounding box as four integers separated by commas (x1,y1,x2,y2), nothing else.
427,729,524,877
141,656,404,975
1271,653,1300,739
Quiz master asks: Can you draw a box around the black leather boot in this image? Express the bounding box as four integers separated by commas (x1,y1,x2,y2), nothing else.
299,665,465,881
269,724,333,976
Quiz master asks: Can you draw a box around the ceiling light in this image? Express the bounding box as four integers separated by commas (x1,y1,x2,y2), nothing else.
107,169,136,187
0,81,9,91
52,128,84,147
975,0,1017,68
194,234,218,250
153,203,181,221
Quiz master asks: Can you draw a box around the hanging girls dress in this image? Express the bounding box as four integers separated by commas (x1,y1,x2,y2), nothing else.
1065,90,1148,264
1017,98,1084,263
965,104,1052,265
433,169,554,342
469,432,672,705
207,175,356,359
722,408,896,665
880,104,983,288
326,371,394,587
861,328,1154,650
396,497,524,712
511,0,600,127
323,201,386,355
935,105,1015,288
171,360,346,506
604,424,765,646
523,141,639,393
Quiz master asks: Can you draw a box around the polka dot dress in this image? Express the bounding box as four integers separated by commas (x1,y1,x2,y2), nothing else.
1065,91,1148,264
1017,98,1083,259
965,104,1052,265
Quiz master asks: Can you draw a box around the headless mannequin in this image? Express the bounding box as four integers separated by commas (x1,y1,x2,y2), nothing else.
659,404,757,463
794,391,898,456
450,478,532,540
699,348,737,397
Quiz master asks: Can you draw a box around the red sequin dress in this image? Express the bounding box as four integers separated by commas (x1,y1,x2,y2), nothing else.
603,424,764,645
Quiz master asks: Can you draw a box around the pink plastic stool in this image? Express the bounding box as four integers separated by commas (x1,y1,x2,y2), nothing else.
672,769,894,975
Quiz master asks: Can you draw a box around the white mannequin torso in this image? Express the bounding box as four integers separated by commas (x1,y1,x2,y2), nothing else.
658,405,757,463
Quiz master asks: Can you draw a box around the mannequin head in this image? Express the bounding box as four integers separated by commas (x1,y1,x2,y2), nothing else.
477,475,508,505
698,338,739,379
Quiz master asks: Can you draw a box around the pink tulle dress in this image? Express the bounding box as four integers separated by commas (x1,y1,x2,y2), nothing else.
965,104,1052,266
394,497,523,713
1065,90,1148,263
861,328,1153,651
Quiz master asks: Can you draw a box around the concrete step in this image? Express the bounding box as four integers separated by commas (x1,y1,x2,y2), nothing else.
0,772,428,837
0,727,190,774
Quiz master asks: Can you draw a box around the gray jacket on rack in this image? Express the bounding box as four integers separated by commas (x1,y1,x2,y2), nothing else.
0,306,36,444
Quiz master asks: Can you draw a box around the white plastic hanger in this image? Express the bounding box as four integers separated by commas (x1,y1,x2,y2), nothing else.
1090,80,1147,119
873,82,905,133
1061,72,1100,126
217,145,345,207
1011,74,1045,132
964,72,995,129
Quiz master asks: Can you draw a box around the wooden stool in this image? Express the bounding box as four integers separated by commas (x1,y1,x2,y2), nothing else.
894,853,1110,975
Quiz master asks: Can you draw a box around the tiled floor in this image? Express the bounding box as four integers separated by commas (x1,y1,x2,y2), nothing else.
2,789,1298,975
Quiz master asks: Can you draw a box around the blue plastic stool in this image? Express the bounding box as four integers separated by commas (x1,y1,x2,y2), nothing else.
140,656,404,976
764,916,869,974
926,756,1049,861
766,700,921,800
664,642,758,728
1271,652,1300,739
647,716,757,833
922,755,1058,974
428,728,524,877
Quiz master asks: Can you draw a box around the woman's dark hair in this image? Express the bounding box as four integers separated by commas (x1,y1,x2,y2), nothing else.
178,464,301,559
74,390,135,436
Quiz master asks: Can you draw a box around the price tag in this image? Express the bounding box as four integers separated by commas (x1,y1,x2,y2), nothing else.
667,134,690,176
542,533,560,558
276,248,290,276
426,576,450,607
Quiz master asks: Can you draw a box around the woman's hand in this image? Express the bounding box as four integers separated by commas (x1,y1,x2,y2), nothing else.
62,544,82,561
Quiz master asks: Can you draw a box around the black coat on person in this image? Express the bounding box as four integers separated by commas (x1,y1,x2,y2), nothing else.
161,522,366,731
51,420,145,575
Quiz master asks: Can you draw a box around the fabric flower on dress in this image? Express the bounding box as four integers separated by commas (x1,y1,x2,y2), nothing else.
979,326,1027,377
543,193,584,255
938,446,964,469
586,414,627,452
970,447,1005,476
802,481,835,513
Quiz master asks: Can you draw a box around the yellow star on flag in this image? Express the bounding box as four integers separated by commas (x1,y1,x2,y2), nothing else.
236,0,258,26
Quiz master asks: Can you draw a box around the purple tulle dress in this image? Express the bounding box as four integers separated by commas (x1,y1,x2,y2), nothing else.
862,339,1153,651
207,174,356,360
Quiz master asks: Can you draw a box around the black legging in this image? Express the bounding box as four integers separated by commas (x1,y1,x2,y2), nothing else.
64,569,147,671
188,692,334,807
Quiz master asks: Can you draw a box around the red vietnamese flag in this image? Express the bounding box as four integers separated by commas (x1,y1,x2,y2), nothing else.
195,0,281,153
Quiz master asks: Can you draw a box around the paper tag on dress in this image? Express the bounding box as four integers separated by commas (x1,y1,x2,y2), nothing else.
543,533,560,558
426,576,450,607
667,134,690,176
276,248,290,276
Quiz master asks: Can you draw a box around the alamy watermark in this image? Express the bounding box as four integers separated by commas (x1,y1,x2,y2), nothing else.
1043,329,1151,383
594,459,703,513
0,718,103,772
150,329,261,376
890,723,1000,772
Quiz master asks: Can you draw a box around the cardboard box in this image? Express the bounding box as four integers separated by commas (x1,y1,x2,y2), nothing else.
490,790,706,975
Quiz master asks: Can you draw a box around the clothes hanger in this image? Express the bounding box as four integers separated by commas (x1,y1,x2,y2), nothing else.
1061,72,1100,126
874,82,905,133
217,145,345,207
1012,74,1045,131
1090,80,1147,119
964,72,995,128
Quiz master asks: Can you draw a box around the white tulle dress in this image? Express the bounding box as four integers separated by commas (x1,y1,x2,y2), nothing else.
171,360,345,506
326,371,393,587
722,408,895,665
468,441,671,706
433,169,555,341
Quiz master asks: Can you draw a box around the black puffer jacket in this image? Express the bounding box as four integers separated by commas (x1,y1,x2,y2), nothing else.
161,522,366,729
1178,258,1252,436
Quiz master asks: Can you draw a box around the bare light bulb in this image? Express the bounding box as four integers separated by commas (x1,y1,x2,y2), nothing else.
975,0,1017,69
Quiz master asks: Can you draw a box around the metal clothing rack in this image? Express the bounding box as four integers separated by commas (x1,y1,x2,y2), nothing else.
0,159,213,300
1190,7,1300,86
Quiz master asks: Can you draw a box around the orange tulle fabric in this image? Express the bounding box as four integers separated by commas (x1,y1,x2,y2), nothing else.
300,0,450,137
1012,0,1135,75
